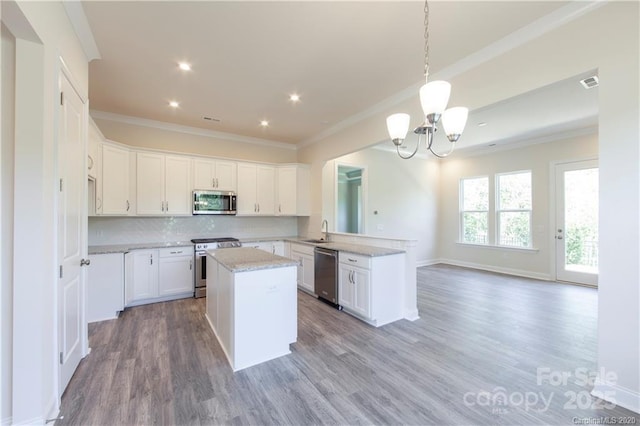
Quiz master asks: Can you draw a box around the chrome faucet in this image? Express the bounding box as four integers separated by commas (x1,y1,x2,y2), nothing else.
321,219,329,241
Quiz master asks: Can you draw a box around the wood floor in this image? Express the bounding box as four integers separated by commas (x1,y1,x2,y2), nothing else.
59,264,639,425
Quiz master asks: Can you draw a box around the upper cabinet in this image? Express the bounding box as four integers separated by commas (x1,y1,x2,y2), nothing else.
87,122,102,181
101,144,131,215
237,163,275,215
136,152,191,216
276,165,310,216
193,158,237,191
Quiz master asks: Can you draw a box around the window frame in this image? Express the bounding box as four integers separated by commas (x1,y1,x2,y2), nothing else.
459,175,490,245
495,170,533,248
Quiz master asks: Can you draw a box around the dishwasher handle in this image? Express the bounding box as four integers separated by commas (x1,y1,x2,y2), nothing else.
314,247,338,257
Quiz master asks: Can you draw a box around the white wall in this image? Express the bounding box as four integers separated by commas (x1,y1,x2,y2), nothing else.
0,21,15,426
88,216,297,246
93,117,298,164
1,0,89,423
322,148,439,264
438,132,598,279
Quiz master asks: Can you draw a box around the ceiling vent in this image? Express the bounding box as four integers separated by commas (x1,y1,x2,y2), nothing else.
579,76,599,89
202,116,221,122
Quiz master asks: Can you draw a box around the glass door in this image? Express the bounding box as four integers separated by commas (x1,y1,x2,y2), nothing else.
555,160,599,286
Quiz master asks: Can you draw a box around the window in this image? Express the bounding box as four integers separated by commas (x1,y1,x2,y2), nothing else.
460,177,489,244
497,171,532,247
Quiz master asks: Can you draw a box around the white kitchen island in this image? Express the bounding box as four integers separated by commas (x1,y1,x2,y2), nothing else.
205,247,298,371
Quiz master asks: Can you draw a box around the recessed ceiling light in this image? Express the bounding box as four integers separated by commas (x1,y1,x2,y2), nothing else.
169,101,179,108
289,94,300,102
178,62,191,71
478,122,488,127
260,120,269,127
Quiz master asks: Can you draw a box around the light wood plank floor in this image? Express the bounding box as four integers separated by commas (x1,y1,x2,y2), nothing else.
59,265,640,425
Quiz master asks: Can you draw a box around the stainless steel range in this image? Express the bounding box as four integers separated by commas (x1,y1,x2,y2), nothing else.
192,237,241,298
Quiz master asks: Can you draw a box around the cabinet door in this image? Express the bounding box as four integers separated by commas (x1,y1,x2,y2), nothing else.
126,250,158,304
87,253,124,323
301,253,315,293
272,241,285,256
256,165,275,215
338,265,354,309
277,167,297,215
193,159,215,189
136,152,165,215
215,160,237,191
164,155,191,215
158,255,194,296
236,163,257,215
102,144,130,215
351,267,371,318
245,241,273,253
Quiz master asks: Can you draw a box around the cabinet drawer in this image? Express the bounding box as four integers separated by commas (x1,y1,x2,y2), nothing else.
339,252,371,269
158,246,193,258
290,243,314,256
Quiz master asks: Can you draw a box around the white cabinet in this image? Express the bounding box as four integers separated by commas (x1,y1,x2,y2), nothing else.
87,121,102,181
125,246,194,306
276,165,310,216
136,152,191,215
158,247,194,296
237,163,275,215
193,158,237,191
272,241,285,256
125,249,158,305
338,252,405,327
290,243,315,294
87,253,124,323
339,263,371,319
101,144,131,215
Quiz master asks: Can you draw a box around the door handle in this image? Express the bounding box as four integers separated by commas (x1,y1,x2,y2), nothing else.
80,258,91,267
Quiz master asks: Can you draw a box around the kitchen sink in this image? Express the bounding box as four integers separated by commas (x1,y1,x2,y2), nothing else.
301,239,328,244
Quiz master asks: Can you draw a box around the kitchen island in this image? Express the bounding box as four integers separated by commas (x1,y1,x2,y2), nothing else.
205,247,298,371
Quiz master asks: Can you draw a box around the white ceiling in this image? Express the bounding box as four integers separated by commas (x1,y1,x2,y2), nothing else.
83,1,597,149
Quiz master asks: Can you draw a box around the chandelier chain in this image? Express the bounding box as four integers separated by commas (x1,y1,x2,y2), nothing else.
423,0,430,83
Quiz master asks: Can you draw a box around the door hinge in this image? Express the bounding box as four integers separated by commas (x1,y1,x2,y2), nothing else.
59,178,63,192
60,91,64,106
59,351,64,364
59,265,63,279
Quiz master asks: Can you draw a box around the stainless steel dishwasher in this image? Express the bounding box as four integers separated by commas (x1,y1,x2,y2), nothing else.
314,246,341,309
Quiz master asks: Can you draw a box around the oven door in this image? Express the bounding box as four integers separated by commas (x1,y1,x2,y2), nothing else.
194,251,207,298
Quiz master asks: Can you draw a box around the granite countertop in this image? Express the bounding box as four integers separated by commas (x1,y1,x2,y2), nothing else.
208,247,298,272
89,241,194,255
286,238,405,257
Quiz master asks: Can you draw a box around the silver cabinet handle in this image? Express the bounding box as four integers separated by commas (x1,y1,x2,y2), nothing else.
216,178,219,188
96,198,102,210
190,260,193,270
166,201,168,212
257,203,260,213
279,204,281,213
161,201,165,212
126,200,130,211
212,178,216,188
150,254,153,265
87,155,94,170
348,258,357,263
80,258,91,267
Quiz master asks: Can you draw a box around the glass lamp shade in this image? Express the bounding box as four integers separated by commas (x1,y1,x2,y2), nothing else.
386,113,411,141
441,107,469,138
419,80,451,116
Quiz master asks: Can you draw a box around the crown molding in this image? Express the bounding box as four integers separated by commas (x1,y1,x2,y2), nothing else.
298,0,607,148
90,110,297,151
63,2,101,62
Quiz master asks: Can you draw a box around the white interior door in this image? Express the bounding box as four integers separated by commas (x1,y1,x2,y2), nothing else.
58,71,87,393
555,160,599,286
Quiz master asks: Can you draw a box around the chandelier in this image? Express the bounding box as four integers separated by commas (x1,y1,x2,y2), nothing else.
386,0,468,159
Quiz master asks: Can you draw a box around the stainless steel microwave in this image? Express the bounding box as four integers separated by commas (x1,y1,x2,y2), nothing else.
193,190,237,215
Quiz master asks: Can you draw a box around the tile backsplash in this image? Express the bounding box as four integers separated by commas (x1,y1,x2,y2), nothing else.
88,216,298,245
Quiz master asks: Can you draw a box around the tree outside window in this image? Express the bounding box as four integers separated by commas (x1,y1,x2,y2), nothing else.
497,171,532,248
460,177,489,244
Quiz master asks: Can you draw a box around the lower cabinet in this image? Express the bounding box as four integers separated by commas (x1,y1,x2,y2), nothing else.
289,243,314,294
338,252,405,327
338,264,371,319
125,246,194,306
87,253,124,323
244,240,286,256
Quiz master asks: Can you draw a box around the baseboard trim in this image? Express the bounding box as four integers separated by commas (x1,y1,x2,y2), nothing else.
403,309,420,321
1,416,12,426
437,258,552,281
416,259,440,267
592,379,640,414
